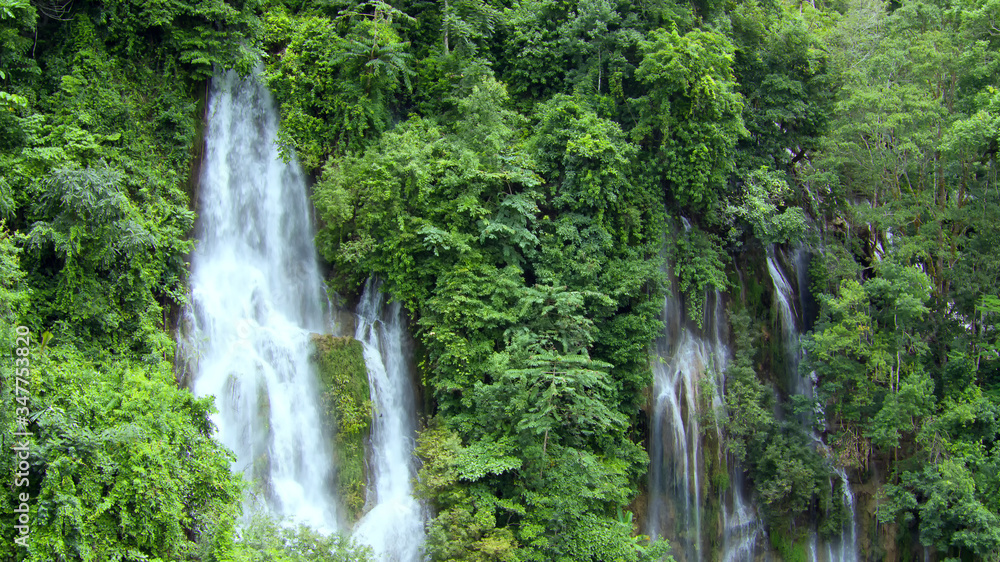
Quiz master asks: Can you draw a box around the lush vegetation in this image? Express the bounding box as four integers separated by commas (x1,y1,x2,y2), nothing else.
1,0,1000,560
311,335,371,522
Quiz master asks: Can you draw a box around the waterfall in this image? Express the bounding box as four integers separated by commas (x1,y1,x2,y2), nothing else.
831,467,859,562
352,279,426,561
766,245,858,562
648,283,763,562
647,290,707,562
765,251,806,397
182,70,338,530
722,473,765,562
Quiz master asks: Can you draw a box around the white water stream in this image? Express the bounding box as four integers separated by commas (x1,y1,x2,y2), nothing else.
352,278,426,561
648,281,763,562
182,74,427,561
182,70,338,530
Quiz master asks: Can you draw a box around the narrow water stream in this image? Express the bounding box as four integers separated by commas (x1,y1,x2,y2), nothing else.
766,245,858,562
352,278,426,561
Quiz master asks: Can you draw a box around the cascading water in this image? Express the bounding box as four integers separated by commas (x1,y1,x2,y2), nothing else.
723,471,765,562
765,251,806,398
648,280,763,562
766,245,858,562
648,289,707,562
831,468,859,562
352,279,426,561
182,70,338,530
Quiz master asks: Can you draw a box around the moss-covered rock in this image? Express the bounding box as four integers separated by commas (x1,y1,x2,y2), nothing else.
311,334,371,522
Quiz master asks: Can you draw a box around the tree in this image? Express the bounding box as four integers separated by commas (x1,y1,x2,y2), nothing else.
24,164,184,357
266,2,415,169
631,27,747,209
4,348,242,562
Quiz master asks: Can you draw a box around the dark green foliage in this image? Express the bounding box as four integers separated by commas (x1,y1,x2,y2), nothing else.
97,0,261,80
724,307,830,528
729,0,831,175
25,164,173,357
632,26,747,209
669,224,728,326
309,64,668,557
264,2,415,168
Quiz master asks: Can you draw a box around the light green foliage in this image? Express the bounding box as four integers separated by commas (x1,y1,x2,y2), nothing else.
804,261,933,467
529,95,637,220
726,166,806,246
415,423,522,561
2,347,241,562
311,336,371,436
310,335,371,521
222,514,373,562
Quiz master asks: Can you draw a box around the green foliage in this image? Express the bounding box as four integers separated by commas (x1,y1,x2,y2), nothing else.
529,95,638,221
312,335,371,435
725,166,807,246
0,346,242,562
729,0,831,176
723,308,772,462
310,335,371,521
0,3,274,560
25,164,176,357
0,0,34,111
723,305,830,528
500,0,644,103
669,223,728,327
632,26,747,209
99,0,260,80
309,68,665,557
13,0,1000,557
441,0,501,57
265,3,416,169
804,260,933,467
222,514,373,562
415,423,522,561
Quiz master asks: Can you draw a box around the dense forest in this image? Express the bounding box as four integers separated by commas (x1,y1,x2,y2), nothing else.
1,0,1000,560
